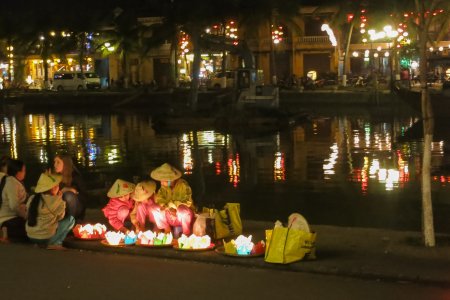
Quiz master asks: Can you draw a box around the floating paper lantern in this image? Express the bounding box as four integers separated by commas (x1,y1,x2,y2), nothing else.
105,231,125,245
224,235,265,255
124,231,137,245
234,235,254,255
137,230,173,246
251,241,265,255
138,230,156,245
178,234,211,249
73,223,107,239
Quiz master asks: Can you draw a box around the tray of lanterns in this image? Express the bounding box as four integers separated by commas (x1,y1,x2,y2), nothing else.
72,223,107,241
215,235,265,258
173,234,215,251
101,231,137,247
135,231,174,248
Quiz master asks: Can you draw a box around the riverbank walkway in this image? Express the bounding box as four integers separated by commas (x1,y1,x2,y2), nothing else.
56,209,450,287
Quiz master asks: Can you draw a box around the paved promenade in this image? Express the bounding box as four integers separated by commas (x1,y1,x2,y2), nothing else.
62,209,450,287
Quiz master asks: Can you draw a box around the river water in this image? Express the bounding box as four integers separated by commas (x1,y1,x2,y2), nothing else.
1,102,450,233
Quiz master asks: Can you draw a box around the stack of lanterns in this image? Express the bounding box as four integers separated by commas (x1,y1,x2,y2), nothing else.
224,235,265,255
137,230,173,246
73,223,107,239
104,231,137,246
177,234,212,249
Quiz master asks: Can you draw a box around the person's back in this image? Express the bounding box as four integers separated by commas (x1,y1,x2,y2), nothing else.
0,159,28,242
26,173,75,249
26,193,65,240
0,176,27,223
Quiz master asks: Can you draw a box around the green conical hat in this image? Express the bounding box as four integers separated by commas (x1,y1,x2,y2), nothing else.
35,173,62,193
150,163,182,181
107,179,135,198
132,180,156,202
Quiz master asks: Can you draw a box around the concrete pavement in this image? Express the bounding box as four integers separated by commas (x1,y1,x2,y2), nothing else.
58,209,450,288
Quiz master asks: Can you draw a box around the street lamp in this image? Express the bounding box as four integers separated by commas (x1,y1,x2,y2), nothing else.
367,26,399,88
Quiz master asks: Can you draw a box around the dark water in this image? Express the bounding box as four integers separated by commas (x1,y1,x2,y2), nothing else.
1,103,450,233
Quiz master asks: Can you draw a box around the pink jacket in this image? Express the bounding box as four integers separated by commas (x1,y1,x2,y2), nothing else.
102,197,134,230
130,197,156,227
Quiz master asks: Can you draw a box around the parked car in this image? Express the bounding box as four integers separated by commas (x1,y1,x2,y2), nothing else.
53,72,87,91
209,71,235,89
83,72,101,89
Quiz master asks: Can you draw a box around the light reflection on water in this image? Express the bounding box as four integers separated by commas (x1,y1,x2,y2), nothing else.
1,112,450,231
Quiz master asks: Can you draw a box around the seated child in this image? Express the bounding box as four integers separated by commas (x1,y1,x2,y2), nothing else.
102,179,135,233
129,180,157,232
26,173,75,250
150,163,194,236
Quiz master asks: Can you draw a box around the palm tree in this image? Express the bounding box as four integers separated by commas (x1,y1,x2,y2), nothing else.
0,5,38,88
96,5,144,89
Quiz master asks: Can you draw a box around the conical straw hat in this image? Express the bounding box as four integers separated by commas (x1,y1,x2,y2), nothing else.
150,163,182,181
35,173,62,193
132,180,156,202
107,179,135,198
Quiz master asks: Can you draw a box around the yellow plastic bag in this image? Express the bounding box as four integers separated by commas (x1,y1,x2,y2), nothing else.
264,227,316,264
202,203,242,239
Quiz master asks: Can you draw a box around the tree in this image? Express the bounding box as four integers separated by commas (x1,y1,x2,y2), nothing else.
157,0,240,111
237,0,302,84
330,0,367,83
60,1,115,76
96,4,146,89
0,4,41,88
392,0,450,247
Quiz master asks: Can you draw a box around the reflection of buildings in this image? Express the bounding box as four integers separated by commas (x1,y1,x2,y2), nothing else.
0,113,448,190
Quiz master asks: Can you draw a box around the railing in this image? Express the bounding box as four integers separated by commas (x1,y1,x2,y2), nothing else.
297,36,330,44
247,36,332,51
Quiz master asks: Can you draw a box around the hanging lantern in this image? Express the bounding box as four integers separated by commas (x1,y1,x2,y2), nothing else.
271,25,284,44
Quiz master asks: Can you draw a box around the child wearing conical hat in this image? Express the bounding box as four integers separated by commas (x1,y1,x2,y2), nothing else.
129,180,157,232
26,173,75,250
150,163,194,236
102,179,135,232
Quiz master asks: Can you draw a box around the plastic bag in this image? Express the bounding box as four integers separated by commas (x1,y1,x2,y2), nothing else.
202,203,242,239
192,213,207,236
264,227,316,264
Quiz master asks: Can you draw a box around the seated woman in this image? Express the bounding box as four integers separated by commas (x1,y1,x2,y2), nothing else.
129,180,157,232
149,163,194,236
53,154,87,222
0,158,28,242
26,173,75,250
102,179,135,233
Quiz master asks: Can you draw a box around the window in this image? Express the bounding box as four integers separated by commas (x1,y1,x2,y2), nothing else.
54,73,74,80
